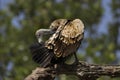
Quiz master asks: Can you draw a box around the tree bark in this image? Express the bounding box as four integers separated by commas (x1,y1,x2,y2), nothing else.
24,61,120,80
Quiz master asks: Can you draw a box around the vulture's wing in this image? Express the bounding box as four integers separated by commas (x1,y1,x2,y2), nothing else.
46,19,84,58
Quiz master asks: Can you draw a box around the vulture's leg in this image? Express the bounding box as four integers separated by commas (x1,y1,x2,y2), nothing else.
35,29,54,43
73,52,79,65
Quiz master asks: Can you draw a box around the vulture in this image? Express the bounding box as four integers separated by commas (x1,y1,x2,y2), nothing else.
30,19,84,67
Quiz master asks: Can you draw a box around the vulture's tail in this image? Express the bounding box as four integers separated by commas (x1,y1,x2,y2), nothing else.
29,42,54,67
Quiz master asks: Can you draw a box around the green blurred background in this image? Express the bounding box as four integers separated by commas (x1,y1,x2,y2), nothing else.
0,0,120,80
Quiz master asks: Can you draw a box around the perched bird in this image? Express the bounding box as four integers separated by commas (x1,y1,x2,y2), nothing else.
30,19,84,67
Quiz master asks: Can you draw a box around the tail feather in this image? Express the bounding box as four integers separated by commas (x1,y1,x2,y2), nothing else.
29,42,53,67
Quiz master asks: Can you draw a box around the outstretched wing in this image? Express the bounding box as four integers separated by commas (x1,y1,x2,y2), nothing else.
46,19,84,58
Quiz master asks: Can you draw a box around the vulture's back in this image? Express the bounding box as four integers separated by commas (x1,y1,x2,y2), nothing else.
46,19,84,58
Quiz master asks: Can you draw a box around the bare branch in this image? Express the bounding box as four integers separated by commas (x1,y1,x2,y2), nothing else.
24,67,55,80
24,61,120,80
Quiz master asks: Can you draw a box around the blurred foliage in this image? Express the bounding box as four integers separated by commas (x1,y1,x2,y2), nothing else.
0,0,120,80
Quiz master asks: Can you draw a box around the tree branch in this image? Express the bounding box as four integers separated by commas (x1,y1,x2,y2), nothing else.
24,67,55,80
24,61,120,80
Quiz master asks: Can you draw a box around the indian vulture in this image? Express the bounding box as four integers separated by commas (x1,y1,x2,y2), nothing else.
30,19,84,67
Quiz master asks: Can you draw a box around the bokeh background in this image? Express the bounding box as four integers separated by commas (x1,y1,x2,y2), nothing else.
0,0,120,80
